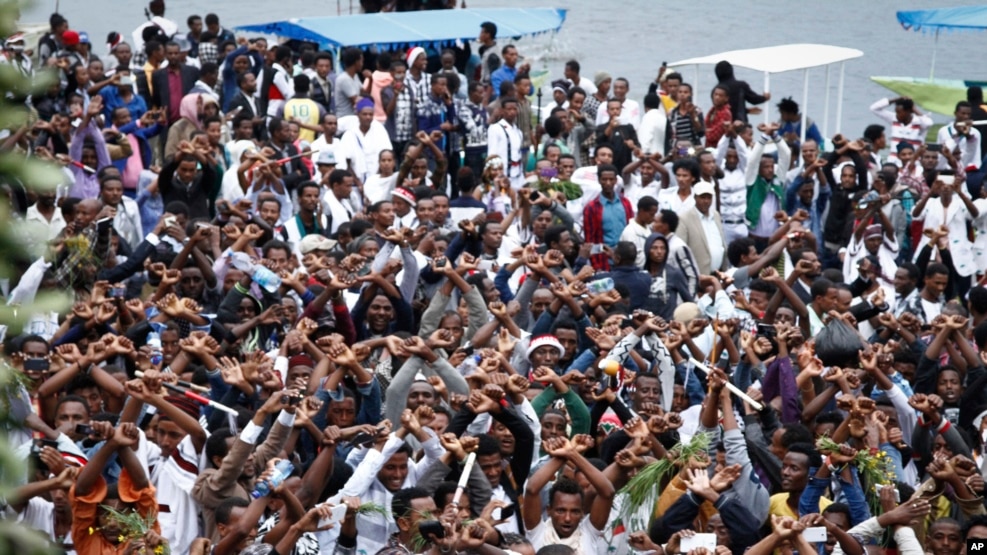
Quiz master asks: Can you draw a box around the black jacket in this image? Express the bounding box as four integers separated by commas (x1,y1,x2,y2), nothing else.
150,65,200,112
158,156,218,221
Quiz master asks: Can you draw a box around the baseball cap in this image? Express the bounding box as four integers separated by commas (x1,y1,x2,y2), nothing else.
78,31,90,44
62,30,80,46
299,234,337,255
693,181,715,197
316,150,337,166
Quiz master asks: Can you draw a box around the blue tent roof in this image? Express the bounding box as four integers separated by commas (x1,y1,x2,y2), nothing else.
236,8,567,51
897,6,987,33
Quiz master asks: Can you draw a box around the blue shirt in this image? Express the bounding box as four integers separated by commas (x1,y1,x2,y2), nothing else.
99,87,147,122
601,195,627,246
490,65,518,100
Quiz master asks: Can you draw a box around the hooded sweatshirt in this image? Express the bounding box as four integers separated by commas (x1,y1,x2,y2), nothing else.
642,233,694,320
714,61,767,124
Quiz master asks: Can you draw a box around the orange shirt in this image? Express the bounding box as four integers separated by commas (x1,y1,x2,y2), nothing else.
70,469,159,555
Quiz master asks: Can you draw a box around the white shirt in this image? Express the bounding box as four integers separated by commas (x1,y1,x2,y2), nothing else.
622,177,662,209
111,196,143,250
657,186,695,213
308,135,348,170
5,497,75,555
914,195,977,276
937,123,982,170
363,172,398,205
568,76,598,96
339,121,392,182
595,98,642,130
699,209,725,270
526,517,606,553
638,108,668,157
869,97,934,160
620,218,653,268
266,62,294,118
24,204,65,244
487,119,524,188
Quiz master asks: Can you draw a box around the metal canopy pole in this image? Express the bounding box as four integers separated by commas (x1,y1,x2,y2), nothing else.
930,28,939,80
836,62,846,133
764,72,770,125
801,68,809,145
823,65,831,139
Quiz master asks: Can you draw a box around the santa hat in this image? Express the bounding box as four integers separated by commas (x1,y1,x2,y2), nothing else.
406,46,426,65
391,186,417,207
525,334,564,360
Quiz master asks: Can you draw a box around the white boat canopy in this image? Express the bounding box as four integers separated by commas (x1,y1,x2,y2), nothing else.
670,43,864,141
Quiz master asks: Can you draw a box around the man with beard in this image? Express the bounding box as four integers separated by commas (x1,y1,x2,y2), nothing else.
523,436,614,552
192,390,295,540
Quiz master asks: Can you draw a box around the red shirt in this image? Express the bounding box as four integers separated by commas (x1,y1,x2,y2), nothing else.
167,69,183,123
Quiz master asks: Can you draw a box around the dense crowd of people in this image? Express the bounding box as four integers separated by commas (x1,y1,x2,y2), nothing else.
6,2,987,555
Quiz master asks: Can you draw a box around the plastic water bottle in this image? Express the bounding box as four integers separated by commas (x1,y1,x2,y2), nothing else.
252,459,294,498
586,277,615,295
251,265,282,293
147,331,162,367
231,251,282,293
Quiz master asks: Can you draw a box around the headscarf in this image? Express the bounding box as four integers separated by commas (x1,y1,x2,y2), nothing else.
179,93,203,129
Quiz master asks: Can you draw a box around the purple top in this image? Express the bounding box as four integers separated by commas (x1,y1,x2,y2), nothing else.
68,119,111,199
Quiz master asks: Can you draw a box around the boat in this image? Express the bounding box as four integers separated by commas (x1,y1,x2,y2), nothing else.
871,6,987,116
670,43,864,140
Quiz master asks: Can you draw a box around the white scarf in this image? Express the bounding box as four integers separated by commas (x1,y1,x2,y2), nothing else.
540,520,583,552
324,191,353,234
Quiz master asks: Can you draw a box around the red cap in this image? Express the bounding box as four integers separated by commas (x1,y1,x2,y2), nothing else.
62,30,80,46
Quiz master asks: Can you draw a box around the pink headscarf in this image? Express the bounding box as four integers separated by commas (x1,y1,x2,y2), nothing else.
179,93,203,129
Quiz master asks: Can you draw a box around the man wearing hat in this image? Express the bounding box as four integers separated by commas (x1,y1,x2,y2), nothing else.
340,97,392,183
405,46,430,110
391,186,418,229
2,33,32,77
540,79,570,122
677,180,727,275
56,30,87,70
844,192,901,285
298,234,337,259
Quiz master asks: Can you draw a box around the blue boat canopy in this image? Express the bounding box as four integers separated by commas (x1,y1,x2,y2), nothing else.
897,6,987,33
236,8,567,51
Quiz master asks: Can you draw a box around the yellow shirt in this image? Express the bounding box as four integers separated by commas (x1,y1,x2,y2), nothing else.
283,98,321,143
769,492,832,518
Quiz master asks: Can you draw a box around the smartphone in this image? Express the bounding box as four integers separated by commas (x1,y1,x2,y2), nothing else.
317,503,349,529
803,527,827,542
35,438,59,451
528,190,541,202
96,217,113,231
435,257,447,268
477,260,494,271
461,341,475,356
927,143,942,152
418,520,445,539
590,244,604,255
680,533,716,552
756,323,777,339
195,222,211,230
496,504,515,520
109,286,127,298
940,175,955,186
24,358,50,372
164,216,177,227
75,423,94,436
281,394,303,406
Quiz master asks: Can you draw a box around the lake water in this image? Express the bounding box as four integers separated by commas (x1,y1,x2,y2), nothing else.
21,0,987,135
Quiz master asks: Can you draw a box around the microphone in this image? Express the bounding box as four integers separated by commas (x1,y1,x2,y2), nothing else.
598,359,621,390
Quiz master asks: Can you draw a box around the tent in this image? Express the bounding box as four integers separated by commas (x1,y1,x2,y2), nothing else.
871,6,987,116
670,44,864,141
236,8,567,51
